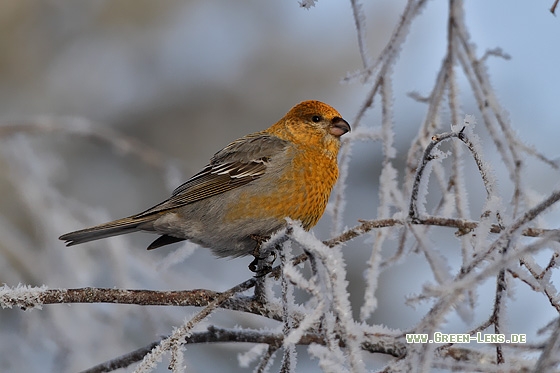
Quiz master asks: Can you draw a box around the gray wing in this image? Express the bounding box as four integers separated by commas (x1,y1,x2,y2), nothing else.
134,132,288,218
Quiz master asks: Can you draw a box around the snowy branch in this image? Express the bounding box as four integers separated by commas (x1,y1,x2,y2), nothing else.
3,1,560,372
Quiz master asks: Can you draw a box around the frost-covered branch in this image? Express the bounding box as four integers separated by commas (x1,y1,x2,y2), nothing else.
349,0,370,71
2,212,555,305
0,117,172,171
551,0,560,14
3,1,560,372
534,317,560,372
0,285,276,317
82,325,408,373
133,277,257,372
332,0,429,233
408,127,500,222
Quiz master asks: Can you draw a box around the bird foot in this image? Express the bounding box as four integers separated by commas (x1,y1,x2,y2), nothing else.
249,234,275,276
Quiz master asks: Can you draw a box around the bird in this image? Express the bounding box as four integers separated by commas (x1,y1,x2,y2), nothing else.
59,100,350,262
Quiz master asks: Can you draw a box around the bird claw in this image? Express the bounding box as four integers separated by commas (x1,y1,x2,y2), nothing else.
249,234,275,276
249,258,272,277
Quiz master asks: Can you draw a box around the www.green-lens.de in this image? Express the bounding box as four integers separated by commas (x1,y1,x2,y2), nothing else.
406,332,526,344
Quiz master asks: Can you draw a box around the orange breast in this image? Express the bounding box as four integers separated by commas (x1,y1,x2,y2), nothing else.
224,146,339,230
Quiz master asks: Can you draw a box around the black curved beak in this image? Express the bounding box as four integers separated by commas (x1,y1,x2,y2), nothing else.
329,117,351,137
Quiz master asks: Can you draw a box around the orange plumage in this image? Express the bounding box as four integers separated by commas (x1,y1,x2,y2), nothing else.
59,100,350,258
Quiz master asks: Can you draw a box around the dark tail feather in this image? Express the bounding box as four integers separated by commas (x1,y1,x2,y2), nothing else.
59,216,154,246
147,235,186,250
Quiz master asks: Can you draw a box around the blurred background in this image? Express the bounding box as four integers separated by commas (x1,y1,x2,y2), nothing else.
0,1,559,372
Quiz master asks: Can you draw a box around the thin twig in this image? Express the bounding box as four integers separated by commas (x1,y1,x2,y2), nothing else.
533,317,560,372
551,0,559,15
82,326,407,373
0,118,170,170
3,216,557,310
491,266,508,364
408,129,499,221
111,278,256,372
350,0,370,71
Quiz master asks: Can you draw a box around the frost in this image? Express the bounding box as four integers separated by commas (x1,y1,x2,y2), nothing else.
472,194,503,254
156,242,198,271
360,162,399,320
2,2,559,372
359,234,382,320
451,113,476,132
287,221,366,372
308,344,350,373
299,0,317,9
238,344,269,368
169,344,186,373
346,125,383,142
279,239,298,372
330,137,352,234
350,0,371,71
0,284,48,310
416,160,433,217
463,114,477,129
381,70,396,159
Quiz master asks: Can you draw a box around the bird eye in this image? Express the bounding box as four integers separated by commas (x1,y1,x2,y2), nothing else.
311,115,321,123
